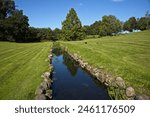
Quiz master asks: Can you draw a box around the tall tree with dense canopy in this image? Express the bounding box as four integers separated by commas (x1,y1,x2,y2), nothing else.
0,0,15,41
123,17,137,32
90,21,101,35
0,0,15,19
7,10,29,42
0,0,30,42
61,8,85,41
137,17,150,30
99,15,121,36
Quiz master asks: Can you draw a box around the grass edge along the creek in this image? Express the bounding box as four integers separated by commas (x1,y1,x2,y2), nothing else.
0,42,52,99
60,30,150,97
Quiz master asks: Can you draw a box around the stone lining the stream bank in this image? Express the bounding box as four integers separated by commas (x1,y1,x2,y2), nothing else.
35,50,53,100
63,47,149,100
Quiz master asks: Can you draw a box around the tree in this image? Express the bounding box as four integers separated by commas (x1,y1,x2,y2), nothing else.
27,27,41,42
82,25,91,35
83,21,101,36
137,17,150,30
0,0,15,41
123,17,137,32
90,21,101,35
6,10,29,42
36,28,53,41
0,0,15,19
27,27,54,42
52,28,61,41
0,0,30,42
61,8,85,41
99,15,121,36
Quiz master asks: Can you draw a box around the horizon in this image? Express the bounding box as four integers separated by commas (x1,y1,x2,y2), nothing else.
15,0,150,29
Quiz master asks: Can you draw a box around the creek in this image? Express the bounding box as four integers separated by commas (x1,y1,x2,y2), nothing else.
52,49,110,100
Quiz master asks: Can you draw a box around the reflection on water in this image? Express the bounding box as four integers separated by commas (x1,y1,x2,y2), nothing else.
52,49,110,100
63,53,78,76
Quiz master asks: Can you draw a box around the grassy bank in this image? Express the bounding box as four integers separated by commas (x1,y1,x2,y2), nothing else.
0,42,51,99
60,30,150,96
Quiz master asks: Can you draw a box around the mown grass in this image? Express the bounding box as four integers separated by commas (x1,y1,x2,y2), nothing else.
0,42,51,99
60,30,150,96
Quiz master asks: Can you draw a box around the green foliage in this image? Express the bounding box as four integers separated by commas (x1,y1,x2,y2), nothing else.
99,15,121,36
83,21,101,35
123,17,137,32
27,27,54,42
0,0,29,42
137,17,150,30
0,0,15,19
90,21,101,35
6,10,29,42
0,42,52,99
61,8,85,41
36,28,53,41
52,28,61,41
60,30,150,96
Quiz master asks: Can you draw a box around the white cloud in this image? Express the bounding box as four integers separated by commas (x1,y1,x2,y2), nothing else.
112,0,124,2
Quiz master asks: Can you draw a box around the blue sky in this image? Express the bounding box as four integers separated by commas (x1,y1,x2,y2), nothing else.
15,0,150,29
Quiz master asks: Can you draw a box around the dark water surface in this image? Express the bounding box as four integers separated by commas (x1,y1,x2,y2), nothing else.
52,50,110,100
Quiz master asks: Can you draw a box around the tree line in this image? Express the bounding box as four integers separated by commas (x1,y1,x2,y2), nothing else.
0,0,60,42
0,0,150,42
84,15,150,36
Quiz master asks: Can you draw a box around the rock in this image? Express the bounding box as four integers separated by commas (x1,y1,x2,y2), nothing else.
44,77,52,83
35,86,45,95
95,72,100,79
135,95,149,100
41,81,50,90
45,89,52,99
86,65,91,71
104,82,109,86
73,53,78,58
43,72,50,79
92,68,98,74
48,54,52,58
35,94,47,100
94,72,105,83
84,62,88,67
115,77,126,89
80,61,86,68
126,87,135,98
105,77,115,86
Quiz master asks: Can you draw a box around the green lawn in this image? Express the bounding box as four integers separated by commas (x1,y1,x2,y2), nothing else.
60,30,150,96
0,42,51,99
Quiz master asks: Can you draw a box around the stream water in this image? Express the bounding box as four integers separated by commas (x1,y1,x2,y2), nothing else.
52,49,111,100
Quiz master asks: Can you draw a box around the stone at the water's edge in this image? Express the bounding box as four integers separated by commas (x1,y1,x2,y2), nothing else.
135,95,149,100
41,81,50,90
126,87,135,98
35,86,45,95
43,72,50,79
45,89,53,99
95,72,105,83
48,54,52,58
105,77,115,86
44,77,52,83
86,65,91,71
73,53,78,58
35,94,47,100
115,77,126,89
93,68,99,73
